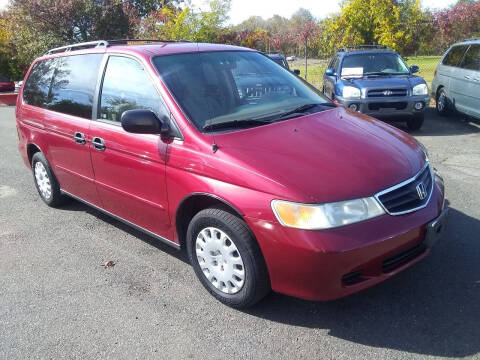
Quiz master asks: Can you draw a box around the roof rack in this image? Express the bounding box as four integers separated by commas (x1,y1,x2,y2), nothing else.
463,36,480,42
44,39,192,55
337,45,390,52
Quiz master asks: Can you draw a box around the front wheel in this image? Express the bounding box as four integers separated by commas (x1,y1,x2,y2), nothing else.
186,208,270,308
407,114,424,131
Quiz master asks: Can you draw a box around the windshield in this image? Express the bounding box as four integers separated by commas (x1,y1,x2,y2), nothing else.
152,51,330,132
341,53,409,77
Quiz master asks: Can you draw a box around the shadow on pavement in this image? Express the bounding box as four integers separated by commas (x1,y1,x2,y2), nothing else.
247,206,480,358
379,107,480,137
60,200,190,264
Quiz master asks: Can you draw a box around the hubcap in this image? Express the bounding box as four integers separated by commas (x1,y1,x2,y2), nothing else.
195,227,245,294
34,162,52,200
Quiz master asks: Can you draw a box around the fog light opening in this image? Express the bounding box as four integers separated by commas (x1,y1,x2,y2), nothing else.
348,103,359,111
414,102,424,110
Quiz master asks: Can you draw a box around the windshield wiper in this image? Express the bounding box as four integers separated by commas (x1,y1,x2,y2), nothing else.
203,119,272,132
252,102,337,122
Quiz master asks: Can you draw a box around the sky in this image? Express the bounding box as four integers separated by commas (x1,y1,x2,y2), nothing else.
0,0,458,22
192,0,458,24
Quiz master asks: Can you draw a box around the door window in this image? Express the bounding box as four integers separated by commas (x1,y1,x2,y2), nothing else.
442,45,468,67
461,44,480,71
99,56,162,123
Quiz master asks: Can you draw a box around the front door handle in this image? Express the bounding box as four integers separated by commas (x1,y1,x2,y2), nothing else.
92,136,106,151
73,131,86,145
464,75,471,80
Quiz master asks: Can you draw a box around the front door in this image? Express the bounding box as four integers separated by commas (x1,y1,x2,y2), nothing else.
458,44,480,119
89,55,172,239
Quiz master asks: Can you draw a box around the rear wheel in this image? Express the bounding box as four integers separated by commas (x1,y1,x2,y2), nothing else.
31,152,68,207
186,208,270,308
436,88,450,116
407,113,424,131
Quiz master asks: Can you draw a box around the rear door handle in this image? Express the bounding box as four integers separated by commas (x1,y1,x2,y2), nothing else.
464,75,471,80
92,136,106,151
73,131,86,145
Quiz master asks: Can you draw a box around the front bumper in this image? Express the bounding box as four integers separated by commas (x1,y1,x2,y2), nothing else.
246,175,445,301
336,95,430,117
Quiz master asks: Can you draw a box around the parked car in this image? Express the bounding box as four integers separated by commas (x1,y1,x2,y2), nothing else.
266,53,290,70
0,76,15,92
286,56,296,61
432,37,480,120
16,40,447,308
323,45,430,130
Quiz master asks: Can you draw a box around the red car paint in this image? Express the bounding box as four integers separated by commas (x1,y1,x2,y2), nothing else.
16,43,445,301
0,79,15,92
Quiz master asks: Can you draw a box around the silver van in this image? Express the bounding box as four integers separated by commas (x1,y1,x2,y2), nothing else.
432,38,480,120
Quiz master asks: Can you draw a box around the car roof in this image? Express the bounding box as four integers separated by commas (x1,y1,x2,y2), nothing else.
37,41,255,62
451,37,480,46
337,49,397,56
266,53,285,59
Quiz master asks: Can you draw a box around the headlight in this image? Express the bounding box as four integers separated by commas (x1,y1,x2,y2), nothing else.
342,86,361,99
271,198,385,230
413,83,428,96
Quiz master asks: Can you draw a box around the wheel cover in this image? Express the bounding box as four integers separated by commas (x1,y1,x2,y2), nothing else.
34,162,52,200
195,227,245,294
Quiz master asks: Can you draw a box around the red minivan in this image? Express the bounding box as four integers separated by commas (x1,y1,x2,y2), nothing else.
16,40,448,308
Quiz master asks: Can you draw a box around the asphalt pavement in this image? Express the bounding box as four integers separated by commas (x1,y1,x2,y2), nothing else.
1,106,479,359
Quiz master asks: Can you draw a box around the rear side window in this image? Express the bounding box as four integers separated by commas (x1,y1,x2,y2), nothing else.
442,45,468,67
99,56,162,123
48,54,103,118
461,44,480,71
23,59,56,108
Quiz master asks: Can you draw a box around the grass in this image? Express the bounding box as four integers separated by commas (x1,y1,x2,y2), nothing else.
289,56,442,89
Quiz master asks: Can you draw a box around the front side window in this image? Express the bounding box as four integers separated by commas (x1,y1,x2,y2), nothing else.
23,59,56,108
443,45,468,67
341,53,409,76
99,56,162,123
461,44,480,71
153,51,331,132
48,54,103,118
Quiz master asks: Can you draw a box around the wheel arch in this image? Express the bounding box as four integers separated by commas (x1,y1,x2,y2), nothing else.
26,142,43,167
175,193,244,250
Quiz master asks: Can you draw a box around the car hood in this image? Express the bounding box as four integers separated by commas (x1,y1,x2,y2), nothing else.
342,75,418,90
213,107,425,203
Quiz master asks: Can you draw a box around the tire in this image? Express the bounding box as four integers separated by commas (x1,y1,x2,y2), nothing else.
186,208,270,308
436,88,450,116
31,152,68,207
407,113,424,131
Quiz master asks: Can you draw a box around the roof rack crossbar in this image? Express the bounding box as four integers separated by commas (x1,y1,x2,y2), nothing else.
44,39,192,56
337,45,390,52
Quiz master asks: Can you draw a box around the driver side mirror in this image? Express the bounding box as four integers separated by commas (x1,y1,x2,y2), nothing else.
325,68,336,76
410,65,419,74
121,109,170,135
293,69,300,76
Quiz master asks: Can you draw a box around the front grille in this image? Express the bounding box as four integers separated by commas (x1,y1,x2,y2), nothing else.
367,88,407,97
382,242,426,273
368,102,407,111
377,165,433,214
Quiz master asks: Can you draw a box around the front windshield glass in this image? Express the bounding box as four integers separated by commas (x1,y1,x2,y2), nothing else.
341,53,409,76
152,51,330,131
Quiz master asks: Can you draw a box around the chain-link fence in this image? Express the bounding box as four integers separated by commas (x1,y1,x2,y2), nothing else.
289,55,442,96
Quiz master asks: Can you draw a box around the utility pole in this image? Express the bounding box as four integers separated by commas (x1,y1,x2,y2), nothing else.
304,38,308,81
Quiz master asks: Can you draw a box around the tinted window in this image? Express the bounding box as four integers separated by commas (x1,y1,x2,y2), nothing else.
442,45,467,67
99,56,162,123
461,44,480,71
332,56,340,71
48,54,103,118
23,59,56,107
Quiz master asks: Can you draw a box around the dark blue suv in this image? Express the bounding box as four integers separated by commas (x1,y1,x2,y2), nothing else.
323,46,429,130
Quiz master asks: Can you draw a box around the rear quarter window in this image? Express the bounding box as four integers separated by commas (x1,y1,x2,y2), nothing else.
460,44,480,71
442,45,468,67
23,53,103,119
